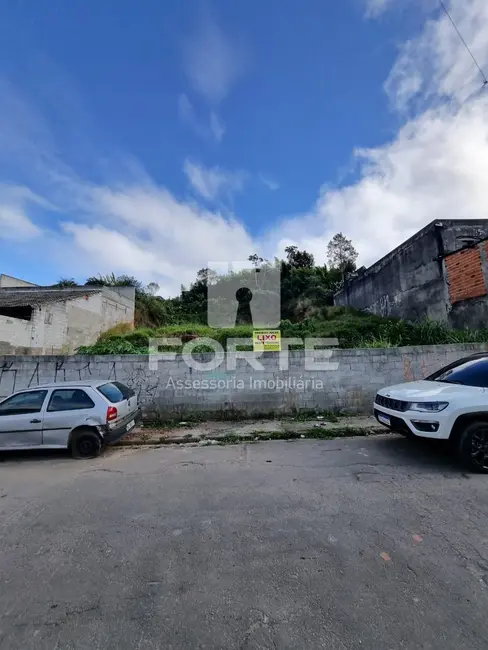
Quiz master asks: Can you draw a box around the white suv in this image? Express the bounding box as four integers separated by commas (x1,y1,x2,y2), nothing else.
374,353,488,473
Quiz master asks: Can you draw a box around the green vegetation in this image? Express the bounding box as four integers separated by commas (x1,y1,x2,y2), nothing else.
55,235,358,330
77,311,488,354
54,235,488,354
115,426,383,447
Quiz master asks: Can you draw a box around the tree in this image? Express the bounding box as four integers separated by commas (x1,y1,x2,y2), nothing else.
326,233,358,282
195,268,218,286
85,274,112,287
248,253,266,268
146,282,160,296
85,273,144,293
53,278,78,288
284,246,315,269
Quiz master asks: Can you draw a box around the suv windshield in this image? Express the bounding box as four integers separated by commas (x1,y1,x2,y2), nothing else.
430,357,488,388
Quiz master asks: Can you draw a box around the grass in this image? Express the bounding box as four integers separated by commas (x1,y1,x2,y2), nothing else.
138,408,344,427
115,425,384,447
79,313,488,355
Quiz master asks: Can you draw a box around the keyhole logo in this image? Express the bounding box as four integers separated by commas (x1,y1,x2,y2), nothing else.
207,261,281,329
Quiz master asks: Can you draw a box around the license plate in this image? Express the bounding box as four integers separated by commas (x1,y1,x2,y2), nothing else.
126,419,136,432
377,413,391,427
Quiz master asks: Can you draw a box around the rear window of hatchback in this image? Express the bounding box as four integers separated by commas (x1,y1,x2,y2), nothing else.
97,383,124,403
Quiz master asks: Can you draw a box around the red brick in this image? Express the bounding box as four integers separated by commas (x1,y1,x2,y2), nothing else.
445,247,486,304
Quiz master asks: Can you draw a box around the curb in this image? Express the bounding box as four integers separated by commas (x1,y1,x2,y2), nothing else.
113,426,387,447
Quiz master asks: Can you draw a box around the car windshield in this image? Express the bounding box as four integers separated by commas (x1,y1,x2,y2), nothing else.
430,358,488,388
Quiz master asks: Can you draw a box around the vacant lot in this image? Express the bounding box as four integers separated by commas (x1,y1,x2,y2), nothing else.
1,437,488,649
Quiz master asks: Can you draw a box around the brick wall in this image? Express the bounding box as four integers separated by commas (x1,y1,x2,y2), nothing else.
444,247,487,304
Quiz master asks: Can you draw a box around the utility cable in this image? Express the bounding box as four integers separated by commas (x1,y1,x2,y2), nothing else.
439,1,487,87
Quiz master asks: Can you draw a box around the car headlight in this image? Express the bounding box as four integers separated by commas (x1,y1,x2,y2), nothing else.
410,401,449,412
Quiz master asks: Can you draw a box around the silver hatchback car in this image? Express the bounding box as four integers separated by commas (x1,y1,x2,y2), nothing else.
0,380,142,458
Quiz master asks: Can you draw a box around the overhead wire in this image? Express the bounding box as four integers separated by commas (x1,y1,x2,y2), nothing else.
439,1,488,88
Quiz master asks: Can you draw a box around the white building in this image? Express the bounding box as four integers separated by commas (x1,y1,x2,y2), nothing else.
0,275,135,355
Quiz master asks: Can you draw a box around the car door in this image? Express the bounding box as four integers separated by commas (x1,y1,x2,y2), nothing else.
41,388,97,447
0,390,48,449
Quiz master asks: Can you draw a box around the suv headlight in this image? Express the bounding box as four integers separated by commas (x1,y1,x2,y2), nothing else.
410,401,449,412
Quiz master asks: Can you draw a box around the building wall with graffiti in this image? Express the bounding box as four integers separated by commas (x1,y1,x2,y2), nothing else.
1,343,486,418
334,219,488,327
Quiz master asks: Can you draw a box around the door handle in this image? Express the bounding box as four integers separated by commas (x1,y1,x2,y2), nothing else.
30,418,41,424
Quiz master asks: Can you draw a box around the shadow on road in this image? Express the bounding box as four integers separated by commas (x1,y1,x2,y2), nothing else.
0,449,72,464
373,434,464,474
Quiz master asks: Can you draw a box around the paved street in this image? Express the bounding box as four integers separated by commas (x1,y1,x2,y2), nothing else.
1,436,488,650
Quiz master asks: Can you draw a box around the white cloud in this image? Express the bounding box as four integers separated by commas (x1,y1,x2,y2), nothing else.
177,94,225,143
183,13,244,105
177,93,206,140
259,174,280,191
4,0,488,297
281,100,488,266
183,159,246,201
0,184,48,241
0,204,40,241
385,0,488,111
365,0,395,17
264,0,488,268
179,13,244,143
63,184,254,295
177,93,197,127
209,112,225,143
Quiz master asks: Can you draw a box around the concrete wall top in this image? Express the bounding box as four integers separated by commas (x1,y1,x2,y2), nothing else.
1,343,486,415
0,274,38,288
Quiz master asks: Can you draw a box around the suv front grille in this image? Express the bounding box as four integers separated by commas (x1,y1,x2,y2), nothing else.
375,394,410,412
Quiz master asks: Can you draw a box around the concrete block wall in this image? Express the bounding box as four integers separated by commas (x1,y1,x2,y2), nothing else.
32,302,69,355
0,315,32,353
334,221,446,322
66,294,105,353
0,287,136,356
101,287,135,331
1,343,486,417
335,220,488,325
0,274,37,288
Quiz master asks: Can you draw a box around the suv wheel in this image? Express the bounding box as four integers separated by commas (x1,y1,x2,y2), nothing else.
458,421,488,473
71,429,102,459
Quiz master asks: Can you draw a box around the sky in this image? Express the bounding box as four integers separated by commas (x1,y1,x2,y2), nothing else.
1,0,488,296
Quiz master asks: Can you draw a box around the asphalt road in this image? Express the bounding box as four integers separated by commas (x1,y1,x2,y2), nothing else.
1,436,488,650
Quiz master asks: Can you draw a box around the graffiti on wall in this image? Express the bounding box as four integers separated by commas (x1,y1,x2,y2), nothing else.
364,294,392,318
122,365,160,402
402,355,432,382
0,362,17,394
0,359,160,405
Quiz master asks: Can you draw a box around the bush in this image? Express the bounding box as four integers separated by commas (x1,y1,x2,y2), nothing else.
77,339,147,355
124,328,154,348
76,313,488,355
99,322,133,339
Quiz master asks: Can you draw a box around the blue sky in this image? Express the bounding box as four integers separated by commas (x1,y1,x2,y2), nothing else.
1,0,488,295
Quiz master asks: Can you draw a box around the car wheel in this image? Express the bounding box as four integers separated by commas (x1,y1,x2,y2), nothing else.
458,421,488,473
71,428,102,459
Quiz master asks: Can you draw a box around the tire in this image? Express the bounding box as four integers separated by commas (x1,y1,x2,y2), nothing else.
457,421,488,473
70,428,102,459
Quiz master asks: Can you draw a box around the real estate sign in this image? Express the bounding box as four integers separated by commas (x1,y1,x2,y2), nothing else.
253,330,281,352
